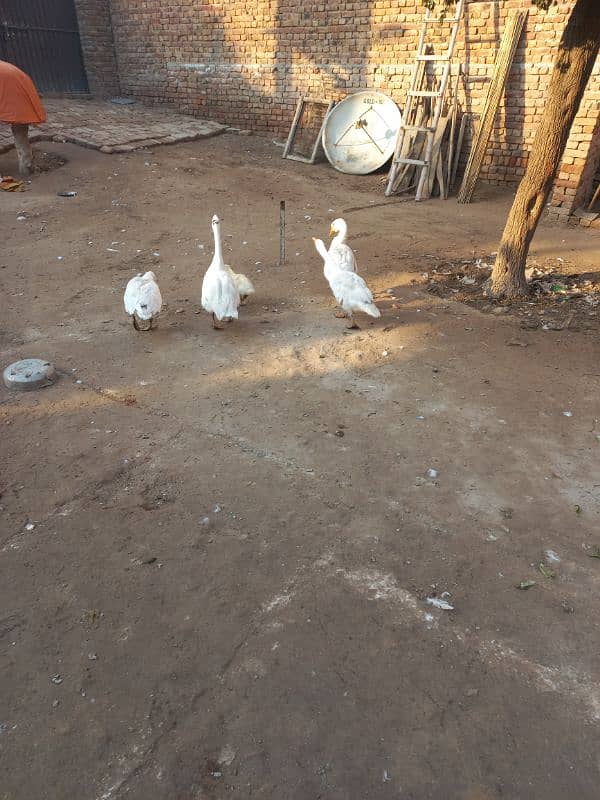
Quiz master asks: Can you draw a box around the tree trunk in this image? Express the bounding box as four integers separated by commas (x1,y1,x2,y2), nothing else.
489,0,600,299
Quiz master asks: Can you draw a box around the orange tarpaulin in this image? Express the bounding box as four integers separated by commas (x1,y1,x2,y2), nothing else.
0,60,46,125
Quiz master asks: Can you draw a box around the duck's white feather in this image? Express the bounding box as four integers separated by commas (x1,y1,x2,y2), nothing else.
124,271,162,320
328,217,357,272
328,241,357,272
314,238,380,319
202,216,240,321
201,271,239,320
328,270,380,318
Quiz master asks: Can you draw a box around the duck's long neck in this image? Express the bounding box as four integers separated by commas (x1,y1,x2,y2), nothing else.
212,224,224,267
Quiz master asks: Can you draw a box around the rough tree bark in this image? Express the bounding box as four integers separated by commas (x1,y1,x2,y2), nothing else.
489,0,600,299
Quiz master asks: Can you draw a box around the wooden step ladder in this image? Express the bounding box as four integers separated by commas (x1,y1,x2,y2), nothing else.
385,0,465,200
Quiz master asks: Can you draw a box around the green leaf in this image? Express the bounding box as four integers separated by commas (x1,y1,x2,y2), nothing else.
587,546,600,559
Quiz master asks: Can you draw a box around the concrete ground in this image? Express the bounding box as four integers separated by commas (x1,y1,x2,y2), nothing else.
0,98,227,156
1,132,599,800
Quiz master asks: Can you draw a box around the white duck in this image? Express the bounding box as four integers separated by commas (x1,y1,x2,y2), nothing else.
313,237,380,329
123,270,162,331
201,215,241,329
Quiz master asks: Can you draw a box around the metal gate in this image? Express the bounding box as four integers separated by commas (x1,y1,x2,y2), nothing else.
0,0,88,93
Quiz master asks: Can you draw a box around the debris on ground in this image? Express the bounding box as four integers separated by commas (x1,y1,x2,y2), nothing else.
426,596,454,610
516,580,536,590
539,563,555,579
0,176,24,192
427,254,600,332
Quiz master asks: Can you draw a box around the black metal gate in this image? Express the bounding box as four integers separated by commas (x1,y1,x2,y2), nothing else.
0,0,88,93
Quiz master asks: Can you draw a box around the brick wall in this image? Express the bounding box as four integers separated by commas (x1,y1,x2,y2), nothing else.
549,100,600,220
108,0,599,204
74,0,120,97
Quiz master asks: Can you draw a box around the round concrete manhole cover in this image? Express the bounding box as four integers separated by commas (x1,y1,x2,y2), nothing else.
3,358,56,391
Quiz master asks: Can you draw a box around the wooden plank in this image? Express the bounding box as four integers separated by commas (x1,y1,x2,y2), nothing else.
457,11,528,203
282,98,304,159
450,112,469,191
283,97,334,164
444,66,461,199
588,182,600,211
426,115,449,196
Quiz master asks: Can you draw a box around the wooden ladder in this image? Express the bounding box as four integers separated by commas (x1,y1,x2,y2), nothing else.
385,0,465,200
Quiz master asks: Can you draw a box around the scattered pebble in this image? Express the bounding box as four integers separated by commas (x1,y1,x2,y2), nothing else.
426,468,439,479
51,674,63,685
426,597,453,610
563,411,573,417
213,504,222,513
218,744,237,766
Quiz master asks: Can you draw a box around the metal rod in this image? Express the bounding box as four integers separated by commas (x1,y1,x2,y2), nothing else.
279,201,286,266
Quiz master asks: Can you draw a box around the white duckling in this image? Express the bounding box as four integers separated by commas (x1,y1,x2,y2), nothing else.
123,270,162,331
201,215,241,329
313,237,380,329
226,266,255,305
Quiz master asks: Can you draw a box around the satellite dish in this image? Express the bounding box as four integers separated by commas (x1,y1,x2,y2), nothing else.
322,91,401,175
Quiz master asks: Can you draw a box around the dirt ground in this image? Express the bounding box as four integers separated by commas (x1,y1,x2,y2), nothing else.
1,134,600,800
